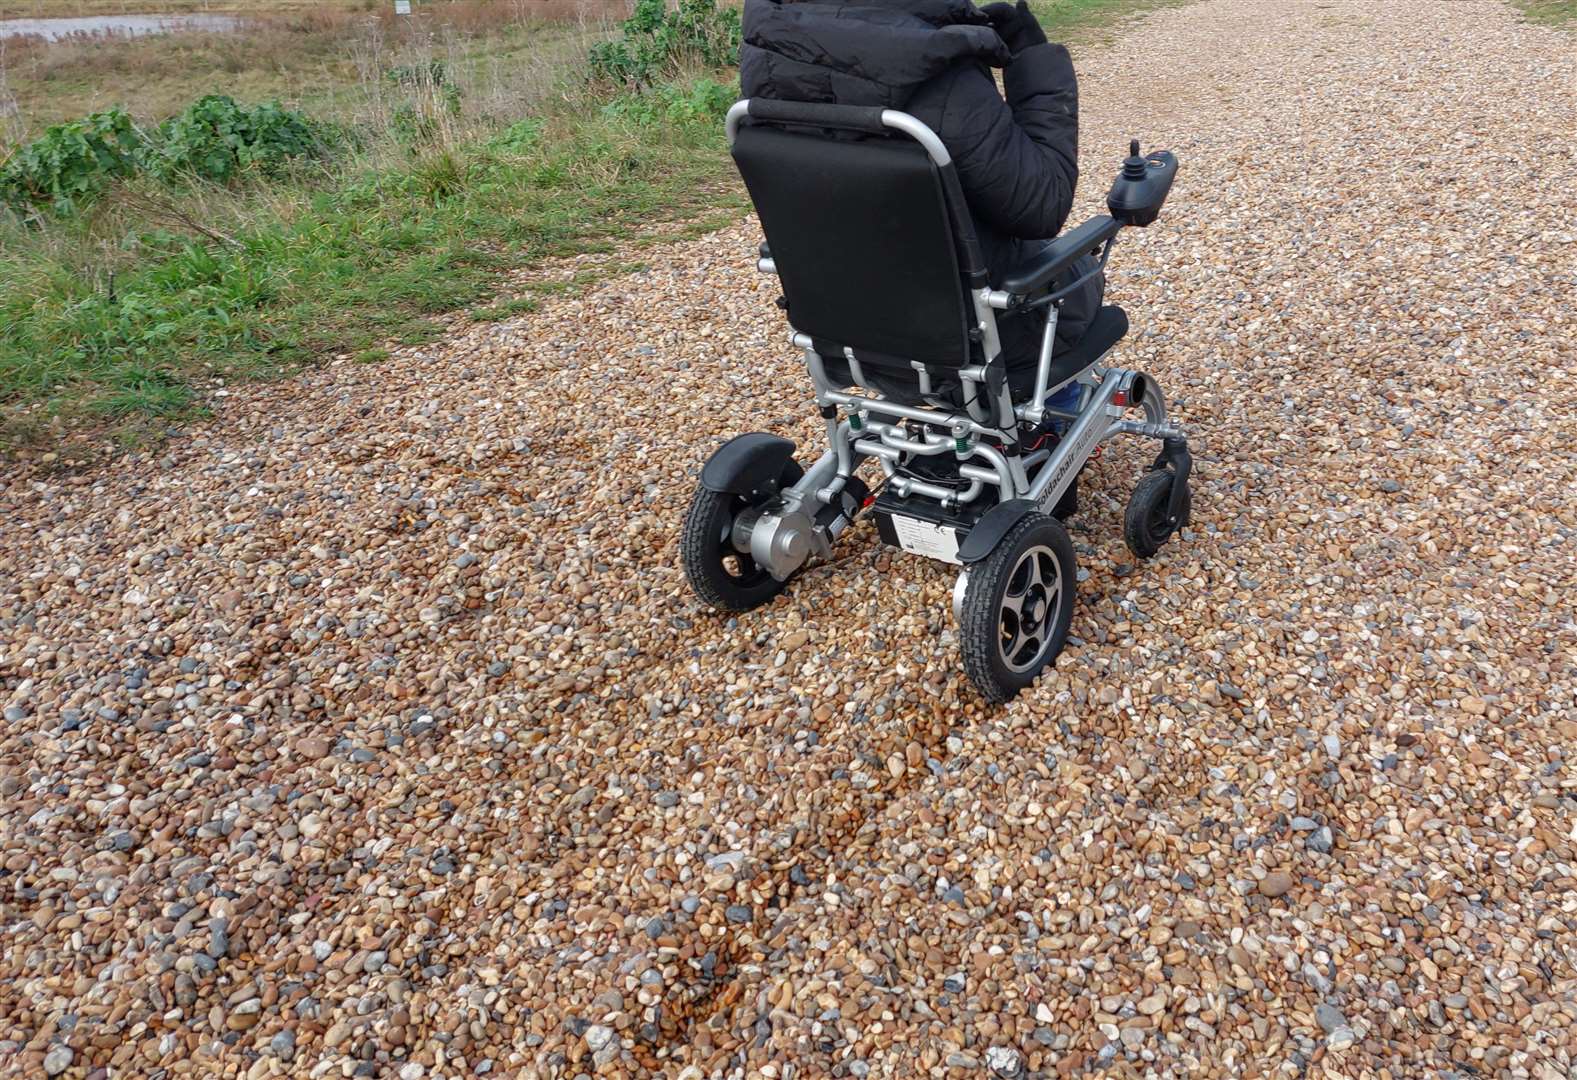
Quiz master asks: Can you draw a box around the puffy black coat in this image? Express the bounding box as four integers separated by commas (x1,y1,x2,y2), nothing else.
739,0,1101,364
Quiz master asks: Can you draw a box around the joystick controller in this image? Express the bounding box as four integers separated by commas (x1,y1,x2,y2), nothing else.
1107,139,1178,227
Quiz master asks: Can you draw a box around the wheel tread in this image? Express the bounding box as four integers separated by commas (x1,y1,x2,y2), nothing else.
680,459,802,612
1124,469,1190,559
959,512,1076,704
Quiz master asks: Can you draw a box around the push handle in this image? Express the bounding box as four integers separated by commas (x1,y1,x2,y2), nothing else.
745,98,890,134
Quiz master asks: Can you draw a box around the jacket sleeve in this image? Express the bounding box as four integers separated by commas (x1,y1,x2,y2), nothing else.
941,42,1079,239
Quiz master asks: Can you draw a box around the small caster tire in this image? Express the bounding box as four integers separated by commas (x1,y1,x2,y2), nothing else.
959,512,1077,704
1124,468,1190,559
681,460,802,612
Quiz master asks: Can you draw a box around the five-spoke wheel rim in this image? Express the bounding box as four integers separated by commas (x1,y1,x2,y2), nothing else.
997,544,1063,673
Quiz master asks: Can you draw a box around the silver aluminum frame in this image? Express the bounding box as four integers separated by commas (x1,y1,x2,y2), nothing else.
725,101,1187,580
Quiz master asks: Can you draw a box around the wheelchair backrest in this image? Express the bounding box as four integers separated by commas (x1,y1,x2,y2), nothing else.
729,100,987,372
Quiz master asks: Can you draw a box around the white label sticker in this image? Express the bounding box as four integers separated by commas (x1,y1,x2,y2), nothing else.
890,515,961,564
394,0,411,13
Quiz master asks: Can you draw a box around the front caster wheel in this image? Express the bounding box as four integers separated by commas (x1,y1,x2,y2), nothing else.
1123,468,1191,559
958,513,1077,704
680,460,802,612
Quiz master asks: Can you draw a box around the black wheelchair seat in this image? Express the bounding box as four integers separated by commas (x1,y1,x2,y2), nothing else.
1006,303,1128,399
819,303,1128,407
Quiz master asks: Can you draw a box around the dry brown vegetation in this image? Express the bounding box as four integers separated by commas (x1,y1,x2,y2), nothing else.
0,0,628,141
0,0,625,19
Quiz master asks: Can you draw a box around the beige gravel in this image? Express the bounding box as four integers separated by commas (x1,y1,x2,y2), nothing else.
3,1,1576,1078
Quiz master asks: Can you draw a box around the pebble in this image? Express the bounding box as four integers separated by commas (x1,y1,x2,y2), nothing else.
43,1046,73,1076
1327,1027,1357,1052
1258,871,1295,898
270,1030,296,1060
985,1046,1022,1076
1315,1003,1347,1034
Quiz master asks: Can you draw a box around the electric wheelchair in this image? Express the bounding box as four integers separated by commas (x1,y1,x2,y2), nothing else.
680,98,1193,702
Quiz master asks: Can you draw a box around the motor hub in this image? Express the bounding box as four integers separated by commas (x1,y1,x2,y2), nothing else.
744,505,817,581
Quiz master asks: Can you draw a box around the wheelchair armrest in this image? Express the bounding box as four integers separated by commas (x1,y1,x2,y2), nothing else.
1000,215,1122,297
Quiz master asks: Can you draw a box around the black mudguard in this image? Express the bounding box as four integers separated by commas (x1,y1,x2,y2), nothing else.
700,433,798,496
956,499,1036,564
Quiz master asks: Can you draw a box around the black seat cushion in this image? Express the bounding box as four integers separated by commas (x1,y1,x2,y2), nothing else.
820,304,1128,408
1006,304,1128,398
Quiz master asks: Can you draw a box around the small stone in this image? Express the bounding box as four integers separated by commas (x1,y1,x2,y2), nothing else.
1258,871,1294,898
725,905,752,924
985,1046,1022,1077
1307,826,1334,854
1327,1027,1356,1052
1315,1003,1346,1034
44,1046,73,1076
297,737,331,760
270,1030,296,1060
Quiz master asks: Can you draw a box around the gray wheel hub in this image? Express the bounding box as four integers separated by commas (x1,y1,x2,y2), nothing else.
998,544,1062,673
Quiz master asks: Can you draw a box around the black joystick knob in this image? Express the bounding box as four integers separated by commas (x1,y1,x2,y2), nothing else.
1122,139,1148,180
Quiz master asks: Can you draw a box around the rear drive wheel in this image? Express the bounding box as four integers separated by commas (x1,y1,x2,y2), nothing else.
958,513,1077,704
1123,468,1190,559
681,461,802,612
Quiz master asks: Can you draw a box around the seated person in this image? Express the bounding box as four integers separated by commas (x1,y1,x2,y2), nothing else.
740,0,1102,421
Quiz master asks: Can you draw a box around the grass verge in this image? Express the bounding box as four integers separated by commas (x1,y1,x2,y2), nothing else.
1029,0,1190,47
0,91,745,448
1510,0,1577,26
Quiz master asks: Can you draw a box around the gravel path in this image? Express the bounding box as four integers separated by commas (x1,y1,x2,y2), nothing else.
3,1,1575,1077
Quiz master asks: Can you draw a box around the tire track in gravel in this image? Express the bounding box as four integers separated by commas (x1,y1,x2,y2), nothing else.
637,698,963,1063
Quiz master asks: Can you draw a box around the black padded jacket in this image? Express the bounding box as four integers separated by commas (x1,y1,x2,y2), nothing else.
739,0,1099,361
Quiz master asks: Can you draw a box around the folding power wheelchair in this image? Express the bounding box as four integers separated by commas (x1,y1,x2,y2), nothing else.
680,98,1193,702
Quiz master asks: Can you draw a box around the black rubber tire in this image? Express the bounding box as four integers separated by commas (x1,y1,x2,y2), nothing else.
959,512,1077,704
680,461,802,612
1124,468,1191,559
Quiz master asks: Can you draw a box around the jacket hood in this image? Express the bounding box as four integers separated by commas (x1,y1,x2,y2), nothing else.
741,0,1011,109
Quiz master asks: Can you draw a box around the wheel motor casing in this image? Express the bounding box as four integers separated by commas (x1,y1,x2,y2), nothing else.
745,505,818,581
